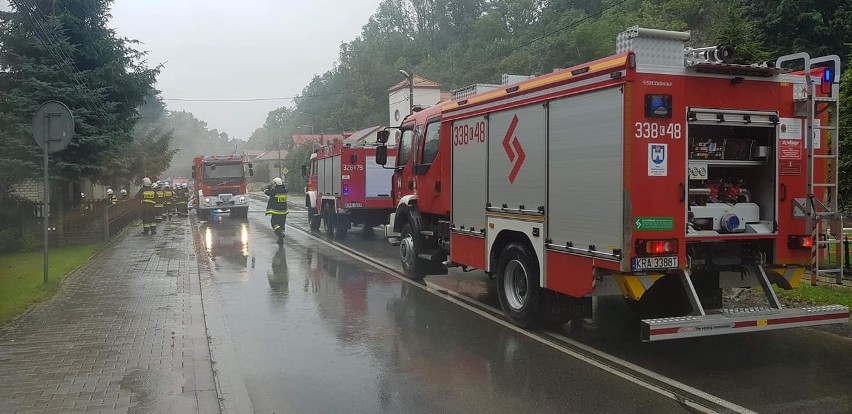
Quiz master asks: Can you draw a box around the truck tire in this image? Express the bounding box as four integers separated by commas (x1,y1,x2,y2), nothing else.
308,208,321,231
496,242,544,328
333,215,348,240
399,223,427,281
323,203,334,236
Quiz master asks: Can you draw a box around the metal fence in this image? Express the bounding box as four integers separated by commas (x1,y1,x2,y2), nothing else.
24,199,139,245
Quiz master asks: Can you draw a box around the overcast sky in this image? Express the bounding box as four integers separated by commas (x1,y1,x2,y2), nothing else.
2,0,383,140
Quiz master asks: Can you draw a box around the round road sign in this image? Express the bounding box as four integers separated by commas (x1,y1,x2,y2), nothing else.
32,101,74,153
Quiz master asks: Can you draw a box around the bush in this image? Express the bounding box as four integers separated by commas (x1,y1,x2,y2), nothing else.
18,231,41,252
0,228,20,253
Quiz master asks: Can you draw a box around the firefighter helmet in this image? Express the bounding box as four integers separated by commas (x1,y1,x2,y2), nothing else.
152,182,159,189
106,189,114,195
142,177,152,187
120,189,128,196
273,177,283,186
164,182,171,189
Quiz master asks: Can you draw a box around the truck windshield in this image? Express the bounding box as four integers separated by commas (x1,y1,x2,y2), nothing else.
204,164,244,180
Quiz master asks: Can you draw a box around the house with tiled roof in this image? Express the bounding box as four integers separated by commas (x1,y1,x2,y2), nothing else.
387,75,445,128
291,133,351,146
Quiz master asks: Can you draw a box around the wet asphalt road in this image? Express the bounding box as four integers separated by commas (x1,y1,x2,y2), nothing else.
198,197,852,413
197,202,685,413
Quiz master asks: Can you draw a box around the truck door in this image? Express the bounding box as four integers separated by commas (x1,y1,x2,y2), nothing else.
413,118,441,209
394,128,416,200
308,158,318,208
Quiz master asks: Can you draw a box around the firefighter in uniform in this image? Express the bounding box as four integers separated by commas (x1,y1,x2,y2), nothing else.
163,182,174,220
176,183,189,215
264,177,288,244
106,188,117,205
136,177,157,235
120,188,129,201
153,182,165,222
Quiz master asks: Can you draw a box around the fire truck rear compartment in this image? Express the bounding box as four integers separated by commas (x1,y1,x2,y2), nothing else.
682,111,780,310
686,113,777,237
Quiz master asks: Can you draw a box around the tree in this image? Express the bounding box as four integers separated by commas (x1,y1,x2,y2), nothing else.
282,143,318,192
839,54,852,208
0,0,158,195
742,0,852,59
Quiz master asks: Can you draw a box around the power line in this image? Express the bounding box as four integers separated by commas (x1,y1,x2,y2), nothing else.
161,89,363,102
10,0,113,120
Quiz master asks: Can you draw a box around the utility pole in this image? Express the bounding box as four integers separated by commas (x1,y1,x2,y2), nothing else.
399,70,414,114
277,135,282,179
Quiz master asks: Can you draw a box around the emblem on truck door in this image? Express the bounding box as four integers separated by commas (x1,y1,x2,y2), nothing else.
502,115,526,184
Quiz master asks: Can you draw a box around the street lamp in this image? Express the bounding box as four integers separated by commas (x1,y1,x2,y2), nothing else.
277,135,282,179
398,69,414,114
296,111,324,142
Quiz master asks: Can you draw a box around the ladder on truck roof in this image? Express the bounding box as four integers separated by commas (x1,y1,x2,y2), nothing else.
776,53,844,285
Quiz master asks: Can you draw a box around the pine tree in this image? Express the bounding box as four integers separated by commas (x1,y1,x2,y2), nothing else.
0,0,158,195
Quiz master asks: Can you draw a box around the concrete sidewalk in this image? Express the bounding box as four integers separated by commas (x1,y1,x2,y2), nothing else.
0,218,219,414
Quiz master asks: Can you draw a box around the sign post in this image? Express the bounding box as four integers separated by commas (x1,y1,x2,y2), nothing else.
32,101,74,286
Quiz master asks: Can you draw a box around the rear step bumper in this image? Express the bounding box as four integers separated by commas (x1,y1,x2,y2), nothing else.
641,305,849,341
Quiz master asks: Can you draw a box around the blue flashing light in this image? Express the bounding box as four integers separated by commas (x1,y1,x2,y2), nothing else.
342,184,350,196
823,67,834,83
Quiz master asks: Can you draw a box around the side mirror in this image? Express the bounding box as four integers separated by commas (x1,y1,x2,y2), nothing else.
301,164,307,178
191,170,196,179
377,130,390,144
376,145,388,166
248,167,254,177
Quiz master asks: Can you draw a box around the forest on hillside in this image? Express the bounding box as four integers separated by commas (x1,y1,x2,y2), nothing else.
246,0,852,199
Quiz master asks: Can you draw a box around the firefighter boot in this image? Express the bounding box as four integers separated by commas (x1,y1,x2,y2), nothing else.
142,226,149,236
275,228,284,244
151,226,157,235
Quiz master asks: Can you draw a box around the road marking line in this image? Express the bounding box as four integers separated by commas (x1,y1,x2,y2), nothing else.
287,223,755,414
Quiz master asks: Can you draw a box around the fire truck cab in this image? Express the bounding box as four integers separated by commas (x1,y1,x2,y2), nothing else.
192,154,253,220
376,26,849,341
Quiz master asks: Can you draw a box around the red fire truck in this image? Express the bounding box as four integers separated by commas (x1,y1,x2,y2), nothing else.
192,154,253,220
303,140,397,239
374,26,849,341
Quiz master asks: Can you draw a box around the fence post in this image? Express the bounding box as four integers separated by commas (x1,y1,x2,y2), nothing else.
102,201,110,242
845,234,850,270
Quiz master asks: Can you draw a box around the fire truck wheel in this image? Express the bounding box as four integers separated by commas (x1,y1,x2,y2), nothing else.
334,217,348,240
399,223,427,280
497,243,543,328
323,204,334,236
308,209,321,230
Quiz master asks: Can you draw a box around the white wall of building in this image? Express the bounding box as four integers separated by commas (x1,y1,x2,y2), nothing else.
388,88,442,127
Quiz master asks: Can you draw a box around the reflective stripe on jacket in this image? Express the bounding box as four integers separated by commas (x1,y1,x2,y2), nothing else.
264,184,288,215
141,190,156,204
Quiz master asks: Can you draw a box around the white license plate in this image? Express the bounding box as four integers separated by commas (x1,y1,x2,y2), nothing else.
632,256,678,271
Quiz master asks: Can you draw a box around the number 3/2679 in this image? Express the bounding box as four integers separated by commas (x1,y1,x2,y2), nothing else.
635,122,681,139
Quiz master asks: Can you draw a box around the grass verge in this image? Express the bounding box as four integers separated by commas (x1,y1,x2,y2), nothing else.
0,243,102,326
774,282,852,308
